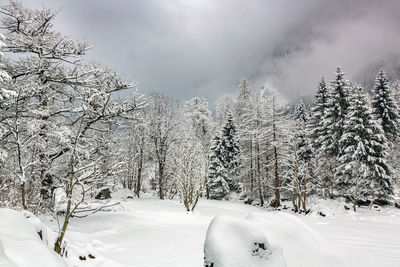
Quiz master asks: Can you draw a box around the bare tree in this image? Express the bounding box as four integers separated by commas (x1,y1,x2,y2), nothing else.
172,119,205,211
147,93,180,199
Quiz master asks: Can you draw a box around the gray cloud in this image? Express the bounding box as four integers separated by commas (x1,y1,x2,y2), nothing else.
17,0,400,104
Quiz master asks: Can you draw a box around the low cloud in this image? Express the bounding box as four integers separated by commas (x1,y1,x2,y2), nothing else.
19,0,400,103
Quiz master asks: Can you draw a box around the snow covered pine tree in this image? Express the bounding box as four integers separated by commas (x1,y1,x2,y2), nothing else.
336,86,392,210
371,69,400,141
220,113,240,192
318,67,351,197
208,133,230,200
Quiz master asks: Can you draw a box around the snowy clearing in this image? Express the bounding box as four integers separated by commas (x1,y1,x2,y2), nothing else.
42,198,400,267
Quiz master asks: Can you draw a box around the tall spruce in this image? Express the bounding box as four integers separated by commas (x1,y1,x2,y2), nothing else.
309,77,329,152
319,67,351,157
336,86,392,207
220,113,240,191
208,133,230,200
316,68,350,197
371,70,400,141
293,99,312,163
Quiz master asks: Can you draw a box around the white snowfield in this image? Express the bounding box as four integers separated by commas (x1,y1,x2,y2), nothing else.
47,196,399,267
0,209,66,267
1,197,400,267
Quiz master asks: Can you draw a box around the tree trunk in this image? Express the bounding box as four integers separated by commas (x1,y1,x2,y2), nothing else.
302,171,307,211
271,97,280,208
135,148,143,198
191,191,201,211
204,154,210,199
249,139,254,195
292,192,298,212
135,166,142,198
55,116,84,255
273,146,280,207
159,162,164,200
297,193,301,211
256,143,264,206
204,175,210,199
54,198,71,255
21,182,27,210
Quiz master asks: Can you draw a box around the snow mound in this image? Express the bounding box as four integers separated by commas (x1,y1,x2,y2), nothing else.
204,215,286,267
112,188,134,199
308,198,350,217
247,212,350,267
0,208,66,267
204,212,350,267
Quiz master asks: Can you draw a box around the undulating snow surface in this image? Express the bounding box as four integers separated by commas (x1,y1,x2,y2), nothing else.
44,196,400,267
0,209,66,267
247,212,350,267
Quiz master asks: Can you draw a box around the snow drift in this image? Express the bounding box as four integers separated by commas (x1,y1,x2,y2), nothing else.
204,212,350,267
0,208,66,267
204,215,286,267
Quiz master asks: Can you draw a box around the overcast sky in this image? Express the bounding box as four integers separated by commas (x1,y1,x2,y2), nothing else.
16,0,400,104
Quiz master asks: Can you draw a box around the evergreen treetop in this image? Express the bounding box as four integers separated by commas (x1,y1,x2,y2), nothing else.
371,69,400,141
293,99,308,123
221,113,240,171
319,67,351,157
309,77,329,151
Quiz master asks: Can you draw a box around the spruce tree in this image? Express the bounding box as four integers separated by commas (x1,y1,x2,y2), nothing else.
316,68,350,197
221,113,240,170
371,70,400,141
319,67,351,157
208,133,230,200
293,99,308,123
220,113,240,191
308,77,329,152
336,86,393,207
388,80,400,189
293,100,312,163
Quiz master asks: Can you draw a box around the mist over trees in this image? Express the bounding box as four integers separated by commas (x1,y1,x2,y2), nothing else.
0,0,399,256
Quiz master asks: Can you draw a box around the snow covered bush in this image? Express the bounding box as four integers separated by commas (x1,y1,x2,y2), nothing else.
204,215,286,267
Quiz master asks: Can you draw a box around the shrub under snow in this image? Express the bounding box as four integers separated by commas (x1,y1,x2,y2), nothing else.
204,215,286,267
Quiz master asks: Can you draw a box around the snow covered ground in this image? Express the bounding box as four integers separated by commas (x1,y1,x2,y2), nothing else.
44,196,400,267
0,209,66,267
